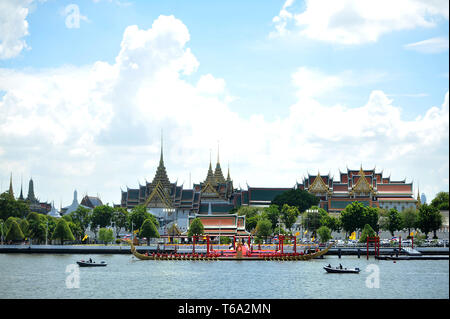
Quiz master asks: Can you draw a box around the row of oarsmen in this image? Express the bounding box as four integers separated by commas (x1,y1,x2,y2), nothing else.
143,252,221,260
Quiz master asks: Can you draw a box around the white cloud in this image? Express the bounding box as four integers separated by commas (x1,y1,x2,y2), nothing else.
0,0,33,59
404,36,449,53
291,66,386,99
0,15,448,207
196,74,226,95
271,0,449,44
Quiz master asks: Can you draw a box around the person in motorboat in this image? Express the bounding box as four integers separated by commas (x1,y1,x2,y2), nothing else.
327,264,331,268
339,263,343,269
89,258,92,263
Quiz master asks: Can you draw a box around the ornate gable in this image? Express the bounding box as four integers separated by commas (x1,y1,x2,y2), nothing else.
351,167,375,195
308,173,330,194
144,181,173,208
201,182,221,197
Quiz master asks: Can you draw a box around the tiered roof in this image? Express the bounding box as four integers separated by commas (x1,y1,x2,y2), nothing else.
150,138,171,189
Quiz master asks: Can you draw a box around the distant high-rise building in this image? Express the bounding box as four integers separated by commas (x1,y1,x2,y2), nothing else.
420,193,427,205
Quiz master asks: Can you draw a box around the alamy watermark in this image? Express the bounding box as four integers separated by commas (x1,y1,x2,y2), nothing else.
365,264,380,289
65,264,80,289
64,4,88,29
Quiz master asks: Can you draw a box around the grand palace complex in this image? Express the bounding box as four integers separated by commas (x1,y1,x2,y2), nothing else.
119,140,418,236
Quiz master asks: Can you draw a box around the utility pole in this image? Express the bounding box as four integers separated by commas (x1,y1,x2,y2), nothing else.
45,220,48,245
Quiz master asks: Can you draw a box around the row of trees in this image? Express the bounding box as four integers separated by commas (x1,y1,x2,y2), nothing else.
234,189,447,243
0,190,162,245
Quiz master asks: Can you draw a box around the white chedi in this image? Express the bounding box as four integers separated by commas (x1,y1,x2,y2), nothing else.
48,201,61,218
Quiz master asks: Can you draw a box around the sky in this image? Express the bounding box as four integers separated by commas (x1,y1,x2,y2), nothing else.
0,0,448,207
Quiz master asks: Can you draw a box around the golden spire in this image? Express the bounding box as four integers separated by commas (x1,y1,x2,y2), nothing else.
416,185,421,208
160,128,163,164
151,129,171,188
217,141,220,164
214,143,226,184
226,162,231,182
9,173,14,198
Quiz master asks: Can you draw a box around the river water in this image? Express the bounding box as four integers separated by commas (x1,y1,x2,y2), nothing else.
0,254,448,299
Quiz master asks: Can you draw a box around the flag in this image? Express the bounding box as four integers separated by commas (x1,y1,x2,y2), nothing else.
349,232,356,240
134,229,139,234
410,232,414,237
304,230,308,235
295,232,300,236
311,236,315,242
82,234,88,241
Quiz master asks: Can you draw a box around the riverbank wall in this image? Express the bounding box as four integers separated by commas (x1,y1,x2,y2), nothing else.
0,245,448,256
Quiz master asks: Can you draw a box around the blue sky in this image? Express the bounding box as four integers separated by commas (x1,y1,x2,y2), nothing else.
0,0,448,206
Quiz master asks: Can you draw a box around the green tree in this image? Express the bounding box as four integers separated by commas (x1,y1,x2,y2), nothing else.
112,207,128,237
0,192,30,220
237,206,260,232
45,215,58,240
401,207,418,237
26,212,47,244
188,218,204,238
4,216,21,235
430,208,443,239
19,219,30,239
302,206,327,237
280,204,300,233
90,205,114,235
98,228,115,245
127,205,159,232
261,205,280,230
51,218,75,245
245,214,261,232
320,214,342,233
340,202,379,235
255,218,272,242
70,206,91,235
416,204,443,239
5,219,24,242
317,225,332,243
0,219,4,243
139,219,160,245
430,192,449,210
237,206,259,218
62,214,73,223
359,224,376,243
219,236,231,244
68,221,83,241
272,189,319,214
385,208,403,237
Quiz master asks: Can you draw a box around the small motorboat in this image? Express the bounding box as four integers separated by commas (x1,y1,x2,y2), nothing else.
76,259,107,267
323,265,359,273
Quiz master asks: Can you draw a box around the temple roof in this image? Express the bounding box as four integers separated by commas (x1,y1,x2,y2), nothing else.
248,187,292,202
204,158,218,187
